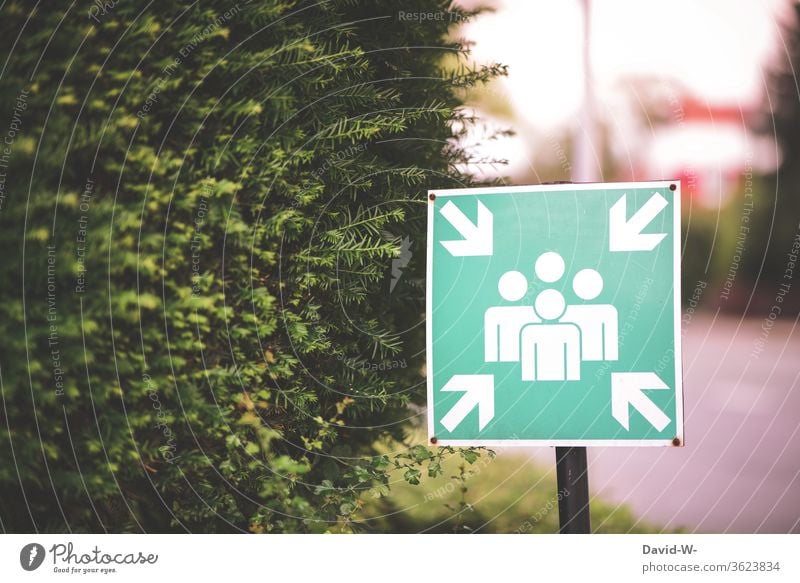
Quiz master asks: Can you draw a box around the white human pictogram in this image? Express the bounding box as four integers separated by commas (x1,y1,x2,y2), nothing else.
483,252,619,382
484,270,539,362
534,251,565,283
520,289,581,381
560,268,619,361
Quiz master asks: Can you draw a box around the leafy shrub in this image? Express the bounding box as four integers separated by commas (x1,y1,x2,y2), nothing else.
0,0,503,532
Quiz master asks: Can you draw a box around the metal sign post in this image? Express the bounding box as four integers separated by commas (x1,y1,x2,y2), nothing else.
555,446,591,533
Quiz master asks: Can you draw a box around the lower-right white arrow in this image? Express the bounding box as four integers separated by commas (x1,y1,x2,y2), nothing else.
611,372,671,431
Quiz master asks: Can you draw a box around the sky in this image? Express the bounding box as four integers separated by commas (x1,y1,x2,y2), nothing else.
456,0,791,183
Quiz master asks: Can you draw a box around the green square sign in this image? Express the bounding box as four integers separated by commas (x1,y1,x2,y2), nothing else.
426,181,684,446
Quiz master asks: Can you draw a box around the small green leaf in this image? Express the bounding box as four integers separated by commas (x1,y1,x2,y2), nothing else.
461,449,479,464
403,467,421,485
411,445,432,462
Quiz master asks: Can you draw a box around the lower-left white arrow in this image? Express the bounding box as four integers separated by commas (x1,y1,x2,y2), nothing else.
440,374,495,432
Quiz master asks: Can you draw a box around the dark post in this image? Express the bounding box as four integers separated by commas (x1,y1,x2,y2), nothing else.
555,446,591,533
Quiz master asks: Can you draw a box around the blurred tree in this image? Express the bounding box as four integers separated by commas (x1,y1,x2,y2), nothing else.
739,2,800,310
0,1,503,532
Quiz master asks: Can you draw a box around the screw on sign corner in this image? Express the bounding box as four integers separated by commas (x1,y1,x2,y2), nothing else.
429,193,436,201
672,437,682,446
429,436,438,445
669,183,677,191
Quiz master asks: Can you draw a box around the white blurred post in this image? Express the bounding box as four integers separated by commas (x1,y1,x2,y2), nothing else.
556,0,595,535
572,0,598,183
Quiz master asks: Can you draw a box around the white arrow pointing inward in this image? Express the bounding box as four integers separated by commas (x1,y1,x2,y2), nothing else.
609,192,668,252
440,374,494,432
611,372,671,431
440,200,493,256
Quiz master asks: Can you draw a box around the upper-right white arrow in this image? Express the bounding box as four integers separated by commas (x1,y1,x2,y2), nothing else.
609,192,668,252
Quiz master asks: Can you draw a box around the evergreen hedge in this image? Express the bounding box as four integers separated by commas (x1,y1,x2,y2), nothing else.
0,1,503,532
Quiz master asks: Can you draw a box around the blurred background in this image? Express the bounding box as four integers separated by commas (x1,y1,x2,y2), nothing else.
392,0,799,533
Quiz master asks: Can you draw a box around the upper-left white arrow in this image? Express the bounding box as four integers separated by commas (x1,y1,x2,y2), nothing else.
439,200,493,256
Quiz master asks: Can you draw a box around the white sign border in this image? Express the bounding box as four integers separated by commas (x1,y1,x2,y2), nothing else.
425,180,684,448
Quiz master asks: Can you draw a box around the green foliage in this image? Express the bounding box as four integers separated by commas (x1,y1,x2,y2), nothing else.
361,448,666,534
0,0,504,532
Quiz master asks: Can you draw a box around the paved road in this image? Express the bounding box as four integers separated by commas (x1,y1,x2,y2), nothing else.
583,313,800,533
